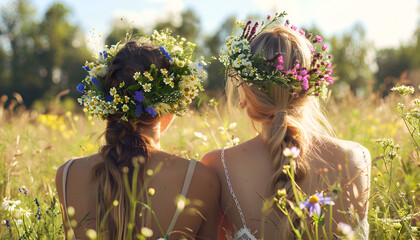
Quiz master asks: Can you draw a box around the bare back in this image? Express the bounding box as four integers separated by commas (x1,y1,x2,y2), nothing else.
202,134,370,239
56,151,220,239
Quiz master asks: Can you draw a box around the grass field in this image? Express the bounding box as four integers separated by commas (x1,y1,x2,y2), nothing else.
0,88,419,239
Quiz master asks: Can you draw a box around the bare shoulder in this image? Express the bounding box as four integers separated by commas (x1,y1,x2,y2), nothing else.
201,149,223,170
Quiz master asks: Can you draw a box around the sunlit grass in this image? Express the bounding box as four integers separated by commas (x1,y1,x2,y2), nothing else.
0,90,419,238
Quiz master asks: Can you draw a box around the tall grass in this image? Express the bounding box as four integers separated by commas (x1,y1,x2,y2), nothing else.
0,88,419,239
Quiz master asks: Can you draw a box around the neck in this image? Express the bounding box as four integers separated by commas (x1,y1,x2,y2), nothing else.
140,122,161,149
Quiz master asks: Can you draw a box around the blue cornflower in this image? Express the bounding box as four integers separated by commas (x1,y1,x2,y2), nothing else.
158,47,172,62
5,219,9,228
34,198,39,207
299,192,334,217
146,106,157,117
19,188,22,193
134,91,145,102
77,83,85,93
135,103,143,117
91,77,103,90
103,51,108,59
105,95,113,102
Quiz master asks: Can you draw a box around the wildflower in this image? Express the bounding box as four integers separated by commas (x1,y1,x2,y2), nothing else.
299,192,334,216
2,219,10,228
148,188,156,196
86,229,97,239
299,29,305,35
146,106,157,117
134,91,145,102
315,35,323,43
122,104,129,112
337,222,354,238
34,198,39,207
17,207,32,218
143,83,152,92
291,25,297,30
109,87,117,96
77,83,85,93
322,44,328,51
163,76,173,85
391,85,415,96
91,77,103,90
283,147,301,158
135,103,143,117
141,227,154,237
133,72,141,79
194,132,208,142
160,68,168,75
158,47,172,61
16,219,22,226
2,198,21,212
169,82,175,88
113,200,119,206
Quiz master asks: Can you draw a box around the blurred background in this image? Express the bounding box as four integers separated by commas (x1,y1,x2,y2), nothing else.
0,0,420,112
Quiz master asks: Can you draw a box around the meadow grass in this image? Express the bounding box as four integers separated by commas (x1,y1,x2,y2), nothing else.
0,89,419,239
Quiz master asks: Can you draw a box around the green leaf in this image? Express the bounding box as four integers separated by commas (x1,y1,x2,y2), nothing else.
126,85,141,91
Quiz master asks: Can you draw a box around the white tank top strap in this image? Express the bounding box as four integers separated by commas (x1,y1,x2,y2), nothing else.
62,159,76,239
165,158,197,236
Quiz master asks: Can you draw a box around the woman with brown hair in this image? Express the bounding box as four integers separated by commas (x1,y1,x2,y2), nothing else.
56,31,220,239
202,14,370,239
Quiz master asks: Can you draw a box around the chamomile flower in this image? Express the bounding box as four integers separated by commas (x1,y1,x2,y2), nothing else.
160,68,168,75
163,76,173,85
143,83,152,92
133,72,141,79
122,104,129,112
109,87,117,96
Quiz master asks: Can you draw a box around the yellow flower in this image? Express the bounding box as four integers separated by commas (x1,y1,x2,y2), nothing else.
169,82,174,88
122,104,129,112
109,87,117,96
124,96,130,103
119,82,125,88
160,68,168,75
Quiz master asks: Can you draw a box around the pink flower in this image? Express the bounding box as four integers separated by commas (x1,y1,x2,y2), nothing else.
267,15,271,20
295,63,300,69
326,63,332,68
322,44,327,51
276,64,284,71
299,29,305,35
315,35,323,43
291,25,297,30
325,69,333,75
277,55,284,64
300,69,307,76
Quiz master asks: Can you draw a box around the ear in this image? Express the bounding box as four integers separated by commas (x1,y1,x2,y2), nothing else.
160,114,176,132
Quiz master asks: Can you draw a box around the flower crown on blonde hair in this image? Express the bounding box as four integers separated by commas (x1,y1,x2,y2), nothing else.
76,29,207,121
219,12,333,98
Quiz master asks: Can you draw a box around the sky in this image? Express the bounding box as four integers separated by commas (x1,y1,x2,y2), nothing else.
2,0,419,51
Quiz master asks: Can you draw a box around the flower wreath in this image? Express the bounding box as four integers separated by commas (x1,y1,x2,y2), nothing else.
219,12,333,98
76,29,207,121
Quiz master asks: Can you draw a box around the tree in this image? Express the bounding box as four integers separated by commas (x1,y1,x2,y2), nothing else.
328,23,373,95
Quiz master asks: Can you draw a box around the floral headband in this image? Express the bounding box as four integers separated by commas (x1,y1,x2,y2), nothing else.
76,29,207,121
219,12,333,98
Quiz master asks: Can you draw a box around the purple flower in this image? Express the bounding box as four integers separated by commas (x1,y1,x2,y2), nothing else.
77,83,85,93
105,95,113,102
135,103,143,117
99,50,108,59
91,77,103,90
158,47,172,62
146,106,157,117
322,44,327,51
301,80,309,90
24,190,27,195
134,91,145,102
34,198,39,207
300,192,334,217
315,35,323,43
5,219,9,228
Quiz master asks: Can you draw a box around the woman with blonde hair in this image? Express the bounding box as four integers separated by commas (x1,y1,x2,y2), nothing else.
203,13,370,239
56,30,220,239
